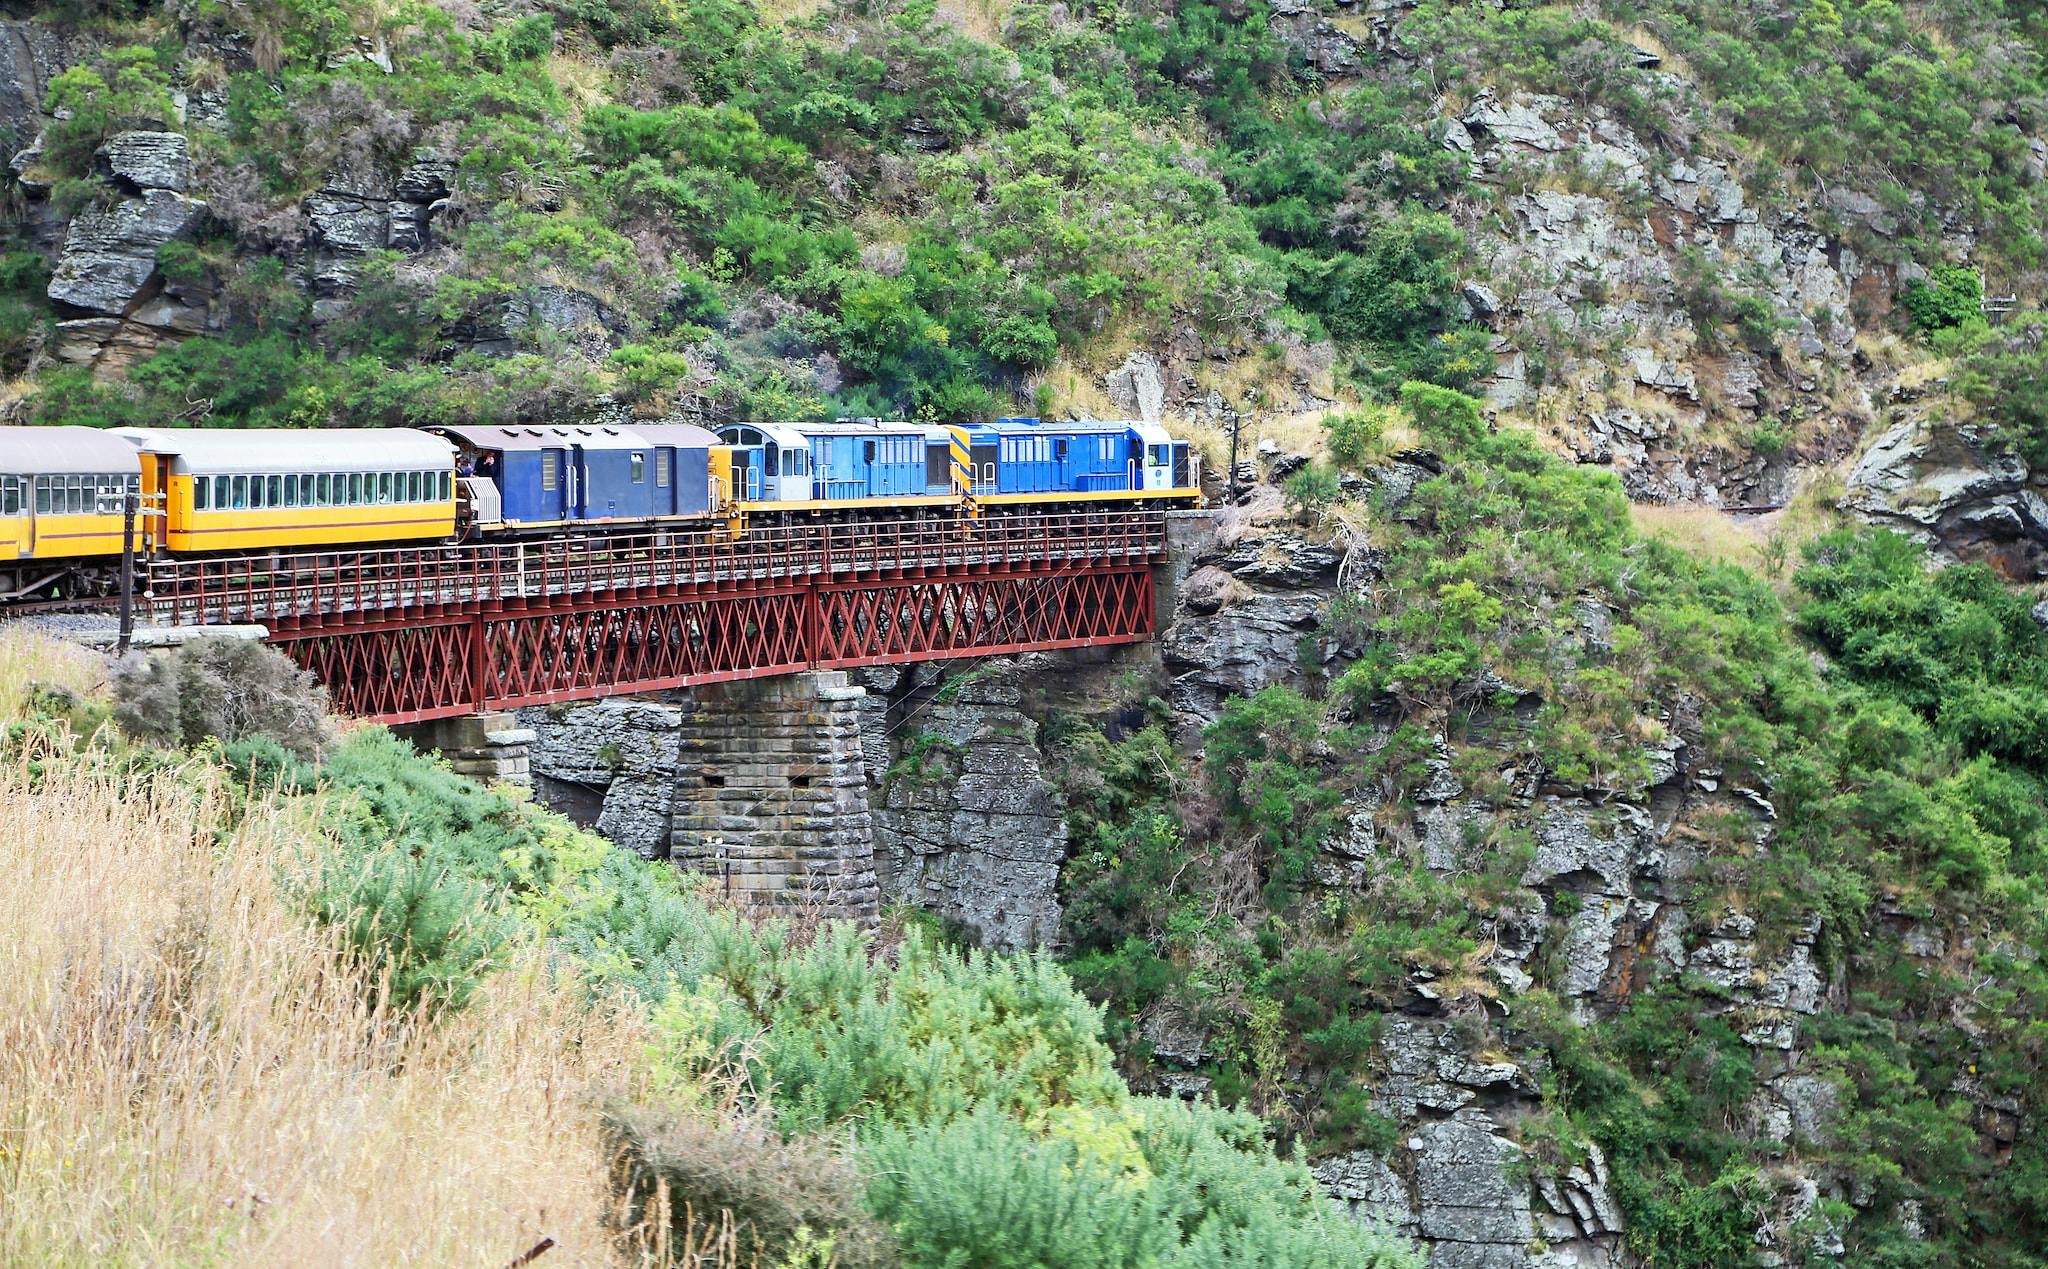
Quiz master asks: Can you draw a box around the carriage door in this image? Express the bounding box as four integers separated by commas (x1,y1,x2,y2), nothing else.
542,448,570,520
569,444,589,519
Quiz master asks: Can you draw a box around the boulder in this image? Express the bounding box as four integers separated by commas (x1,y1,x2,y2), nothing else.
94,130,190,192
46,188,208,315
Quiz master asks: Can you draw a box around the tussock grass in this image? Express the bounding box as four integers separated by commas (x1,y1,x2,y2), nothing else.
0,744,648,1267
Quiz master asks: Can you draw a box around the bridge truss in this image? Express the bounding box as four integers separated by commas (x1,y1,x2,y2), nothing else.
140,511,1166,722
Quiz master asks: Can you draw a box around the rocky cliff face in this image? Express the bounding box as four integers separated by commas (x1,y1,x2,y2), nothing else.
856,662,1070,953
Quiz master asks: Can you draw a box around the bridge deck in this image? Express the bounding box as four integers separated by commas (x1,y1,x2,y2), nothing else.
142,509,1167,629
136,509,1172,723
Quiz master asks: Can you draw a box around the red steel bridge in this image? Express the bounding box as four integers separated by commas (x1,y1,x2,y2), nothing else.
137,510,1168,723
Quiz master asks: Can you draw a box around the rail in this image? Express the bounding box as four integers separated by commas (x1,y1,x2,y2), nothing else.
143,509,1169,628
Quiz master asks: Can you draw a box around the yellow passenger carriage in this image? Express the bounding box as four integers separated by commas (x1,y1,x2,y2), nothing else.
0,426,143,599
117,427,458,553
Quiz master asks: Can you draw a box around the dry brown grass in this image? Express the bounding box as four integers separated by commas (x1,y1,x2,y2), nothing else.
0,628,105,724
0,743,654,1267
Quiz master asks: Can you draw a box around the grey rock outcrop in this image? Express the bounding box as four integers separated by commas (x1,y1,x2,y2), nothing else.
1315,1019,1625,1269
861,664,1068,952
94,130,191,194
519,699,685,860
1844,417,2048,578
47,186,208,313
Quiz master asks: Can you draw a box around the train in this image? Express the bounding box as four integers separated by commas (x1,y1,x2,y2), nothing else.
0,417,1203,600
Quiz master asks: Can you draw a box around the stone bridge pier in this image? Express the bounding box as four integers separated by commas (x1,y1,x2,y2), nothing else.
498,672,880,924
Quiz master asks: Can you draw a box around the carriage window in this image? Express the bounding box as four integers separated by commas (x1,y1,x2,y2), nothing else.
630,452,646,484
1056,439,1068,460
192,475,207,510
403,471,416,501
316,474,330,506
283,475,298,508
31,476,45,514
542,451,559,491
864,440,876,463
438,471,451,500
3,476,17,515
656,450,671,487
229,475,246,509
264,475,280,507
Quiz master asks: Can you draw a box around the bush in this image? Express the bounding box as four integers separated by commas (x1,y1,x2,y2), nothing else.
602,1104,892,1268
866,1101,1420,1269
1901,265,1985,333
1397,380,1485,448
1283,462,1341,514
1321,410,1385,468
113,636,331,760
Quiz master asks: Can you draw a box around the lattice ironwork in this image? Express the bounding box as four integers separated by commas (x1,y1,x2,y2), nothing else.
275,564,1155,723
144,510,1168,628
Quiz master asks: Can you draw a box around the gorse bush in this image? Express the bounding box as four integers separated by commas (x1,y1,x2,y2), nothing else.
867,1102,1418,1269
113,636,331,761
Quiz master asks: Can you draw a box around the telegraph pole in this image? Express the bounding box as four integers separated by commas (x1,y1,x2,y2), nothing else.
1225,410,1244,504
117,490,136,655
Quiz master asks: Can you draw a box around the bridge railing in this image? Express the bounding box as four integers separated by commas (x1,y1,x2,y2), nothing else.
143,509,1168,628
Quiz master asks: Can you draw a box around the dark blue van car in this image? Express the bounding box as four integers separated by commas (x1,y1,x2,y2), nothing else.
434,422,718,530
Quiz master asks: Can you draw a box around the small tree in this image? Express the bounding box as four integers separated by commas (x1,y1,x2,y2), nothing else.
40,48,175,177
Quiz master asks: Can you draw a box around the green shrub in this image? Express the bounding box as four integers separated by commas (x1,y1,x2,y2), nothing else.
39,47,175,177
1321,410,1386,468
1282,462,1340,514
112,636,332,761
1397,380,1484,448
867,1101,1419,1269
1901,265,1985,333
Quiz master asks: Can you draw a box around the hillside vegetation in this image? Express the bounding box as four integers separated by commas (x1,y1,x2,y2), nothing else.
0,631,1413,1267
2,0,2042,433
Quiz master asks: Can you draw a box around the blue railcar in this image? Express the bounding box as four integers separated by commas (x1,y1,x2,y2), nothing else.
718,421,935,504
802,422,927,500
985,417,1136,494
621,423,719,517
432,422,715,530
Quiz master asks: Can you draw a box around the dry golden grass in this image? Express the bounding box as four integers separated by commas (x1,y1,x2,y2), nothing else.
0,629,104,724
0,743,653,1267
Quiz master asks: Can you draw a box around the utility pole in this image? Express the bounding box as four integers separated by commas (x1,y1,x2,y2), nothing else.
117,490,136,655
1225,410,1244,504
